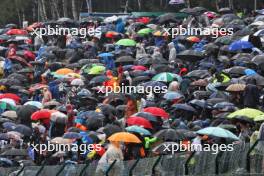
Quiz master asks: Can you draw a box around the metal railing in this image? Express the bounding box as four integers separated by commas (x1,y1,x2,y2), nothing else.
2,142,264,176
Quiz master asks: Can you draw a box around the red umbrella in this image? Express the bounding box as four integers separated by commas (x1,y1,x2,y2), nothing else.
126,116,153,129
105,31,119,38
6,29,28,35
132,65,148,71
136,17,150,24
143,107,169,119
31,110,52,121
0,93,20,104
24,50,36,61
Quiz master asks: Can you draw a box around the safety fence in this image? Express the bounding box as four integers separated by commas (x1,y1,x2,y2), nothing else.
2,141,264,176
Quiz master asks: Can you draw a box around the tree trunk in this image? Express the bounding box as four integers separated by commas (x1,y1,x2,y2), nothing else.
137,0,141,10
41,0,48,20
62,0,68,17
52,0,60,19
72,0,78,20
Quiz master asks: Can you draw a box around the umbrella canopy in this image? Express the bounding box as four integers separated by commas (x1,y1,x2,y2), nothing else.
196,127,239,140
229,40,254,51
154,128,185,141
100,124,122,138
225,83,246,92
63,132,82,139
177,50,204,62
55,68,74,75
6,29,28,35
71,78,84,86
24,101,43,109
14,124,32,136
108,132,141,143
0,93,20,104
31,110,52,121
171,103,196,113
2,122,16,131
152,72,179,82
1,111,17,121
227,108,264,119
126,125,151,136
89,75,110,84
51,137,73,144
126,116,153,129
254,115,264,122
88,65,106,75
143,107,169,119
132,112,158,122
0,149,27,156
137,28,153,36
116,39,137,46
163,91,184,100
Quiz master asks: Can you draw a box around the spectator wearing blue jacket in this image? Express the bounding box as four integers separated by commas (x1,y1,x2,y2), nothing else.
115,18,125,33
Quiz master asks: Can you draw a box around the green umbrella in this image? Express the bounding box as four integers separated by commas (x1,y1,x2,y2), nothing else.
152,72,178,82
88,65,106,75
0,102,16,111
126,125,151,136
116,39,137,47
196,127,239,141
137,28,153,36
254,115,264,122
227,108,264,119
50,72,65,78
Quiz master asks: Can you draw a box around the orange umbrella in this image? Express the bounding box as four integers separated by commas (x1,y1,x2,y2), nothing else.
186,36,200,43
108,132,141,143
55,68,74,75
153,30,168,37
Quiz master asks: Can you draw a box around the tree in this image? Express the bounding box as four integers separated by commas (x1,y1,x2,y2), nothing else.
72,0,78,20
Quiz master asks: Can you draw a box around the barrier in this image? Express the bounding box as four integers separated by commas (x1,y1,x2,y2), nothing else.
3,142,264,176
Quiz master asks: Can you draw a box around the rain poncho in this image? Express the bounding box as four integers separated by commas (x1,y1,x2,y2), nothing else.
115,18,125,33
168,42,176,62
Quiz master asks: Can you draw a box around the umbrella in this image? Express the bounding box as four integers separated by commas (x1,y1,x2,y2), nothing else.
196,127,239,140
177,50,204,62
24,101,43,109
116,39,137,47
152,72,179,82
163,91,184,100
105,31,119,38
50,111,68,124
43,100,61,107
57,17,75,24
225,83,246,92
152,142,179,154
241,74,264,86
0,93,20,104
7,131,22,140
229,40,254,51
98,52,114,57
101,124,122,137
143,107,169,119
0,158,15,167
142,81,167,89
1,111,17,121
189,99,206,108
254,115,264,122
227,108,264,119
186,36,200,43
89,75,110,84
172,104,197,113
51,137,73,144
6,29,28,35
71,79,84,86
55,68,74,75
14,124,32,136
158,13,177,23
126,125,151,136
2,122,16,131
108,132,141,143
132,65,148,71
186,70,210,79
154,129,185,141
224,66,247,76
137,28,153,36
232,115,255,124
213,102,236,111
88,65,106,75
252,55,264,64
126,116,153,129
63,132,82,139
214,36,232,45
31,110,51,121
0,101,16,111
132,112,158,122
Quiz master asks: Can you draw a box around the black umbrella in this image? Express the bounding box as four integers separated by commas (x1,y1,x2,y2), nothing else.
252,55,264,64
224,66,247,76
89,75,110,85
86,117,104,131
186,70,210,79
132,76,151,86
189,99,206,109
97,104,117,116
101,124,122,138
115,56,135,64
172,103,197,113
175,129,197,139
16,105,38,127
67,127,81,133
157,13,177,24
133,112,158,122
218,7,232,13
177,50,204,62
241,74,264,86
0,157,15,167
231,53,252,61
0,149,28,156
14,124,32,136
154,128,185,141
2,122,16,131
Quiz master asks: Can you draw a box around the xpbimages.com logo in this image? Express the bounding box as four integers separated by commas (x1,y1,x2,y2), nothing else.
96,84,168,96
163,26,234,38
32,25,102,38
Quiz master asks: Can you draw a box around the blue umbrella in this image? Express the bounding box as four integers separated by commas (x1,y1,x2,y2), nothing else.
163,91,184,100
98,52,114,57
126,125,151,135
172,103,196,112
2,122,16,131
196,127,240,140
244,69,257,76
229,40,254,51
63,132,82,139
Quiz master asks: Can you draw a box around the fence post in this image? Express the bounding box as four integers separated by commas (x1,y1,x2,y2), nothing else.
185,151,196,175
151,155,162,175
105,160,117,176
55,163,68,176
79,161,90,176
35,163,46,176
15,166,25,176
129,159,140,176
247,139,260,172
215,151,223,175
